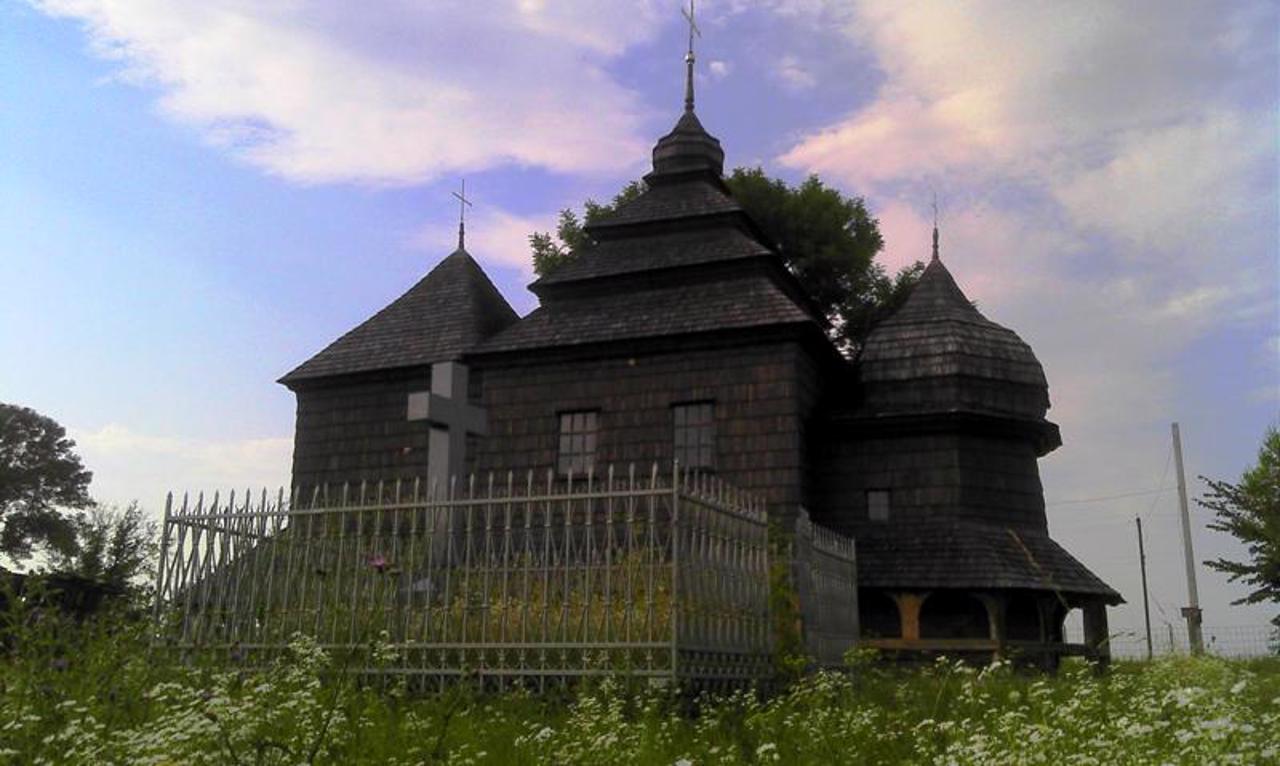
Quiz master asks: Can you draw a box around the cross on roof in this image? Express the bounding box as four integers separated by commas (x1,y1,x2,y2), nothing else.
682,0,701,56
452,179,473,251
682,0,700,112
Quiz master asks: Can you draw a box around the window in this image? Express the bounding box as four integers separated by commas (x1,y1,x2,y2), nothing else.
673,402,715,470
557,410,598,476
867,490,890,522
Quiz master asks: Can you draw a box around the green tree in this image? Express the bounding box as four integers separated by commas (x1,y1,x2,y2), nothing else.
1198,426,1280,627
0,403,92,562
529,170,922,354
51,501,158,593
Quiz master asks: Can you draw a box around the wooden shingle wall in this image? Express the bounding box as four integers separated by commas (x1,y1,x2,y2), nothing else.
473,340,824,523
812,431,1048,534
860,377,1049,420
290,367,433,491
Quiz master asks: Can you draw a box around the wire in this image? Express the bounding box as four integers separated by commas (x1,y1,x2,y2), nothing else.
1047,487,1173,507
1048,443,1176,510
1139,446,1174,521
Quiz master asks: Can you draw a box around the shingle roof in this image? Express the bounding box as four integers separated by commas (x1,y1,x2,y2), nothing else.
585,177,744,233
852,520,1122,602
471,274,812,355
856,257,1051,419
535,227,771,286
279,249,518,385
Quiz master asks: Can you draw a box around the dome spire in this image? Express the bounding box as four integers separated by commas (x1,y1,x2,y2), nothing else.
682,0,701,113
931,193,940,261
452,179,473,251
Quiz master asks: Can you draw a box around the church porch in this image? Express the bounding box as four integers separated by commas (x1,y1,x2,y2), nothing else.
857,587,1114,668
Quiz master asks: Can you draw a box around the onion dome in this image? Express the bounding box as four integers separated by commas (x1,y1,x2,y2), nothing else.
649,110,724,180
856,254,1057,446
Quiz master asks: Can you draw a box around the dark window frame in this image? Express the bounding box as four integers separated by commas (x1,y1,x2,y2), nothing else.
557,409,600,477
672,401,716,471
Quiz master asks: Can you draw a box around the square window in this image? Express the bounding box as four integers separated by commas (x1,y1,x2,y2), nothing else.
557,410,599,476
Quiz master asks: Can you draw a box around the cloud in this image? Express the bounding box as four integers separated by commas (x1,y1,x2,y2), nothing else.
780,0,1275,341
707,59,731,80
774,55,816,91
31,0,666,185
782,1,1275,188
73,424,293,510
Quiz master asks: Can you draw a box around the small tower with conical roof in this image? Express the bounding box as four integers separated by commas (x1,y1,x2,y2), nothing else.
814,231,1120,665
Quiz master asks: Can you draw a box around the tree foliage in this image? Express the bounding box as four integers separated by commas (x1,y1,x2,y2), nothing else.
0,403,93,561
51,501,158,592
1198,425,1280,626
529,170,922,354
529,181,646,276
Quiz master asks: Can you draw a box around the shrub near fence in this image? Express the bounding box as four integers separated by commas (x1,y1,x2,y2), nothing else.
153,465,858,689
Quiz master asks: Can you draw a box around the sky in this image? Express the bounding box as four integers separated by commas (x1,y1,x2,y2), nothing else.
2,1,1276,642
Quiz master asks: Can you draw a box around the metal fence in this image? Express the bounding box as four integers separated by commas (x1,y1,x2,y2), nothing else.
1066,622,1278,660
153,465,857,688
792,510,859,667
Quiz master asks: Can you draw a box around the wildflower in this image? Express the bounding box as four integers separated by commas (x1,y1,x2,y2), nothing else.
368,554,388,572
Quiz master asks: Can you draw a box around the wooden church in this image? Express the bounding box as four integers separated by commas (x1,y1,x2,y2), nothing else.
278,42,1120,662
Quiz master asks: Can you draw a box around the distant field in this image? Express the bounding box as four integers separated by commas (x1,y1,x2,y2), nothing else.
3,612,1277,765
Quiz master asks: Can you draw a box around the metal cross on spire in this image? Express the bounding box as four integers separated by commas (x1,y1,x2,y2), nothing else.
452,179,473,251
682,0,701,112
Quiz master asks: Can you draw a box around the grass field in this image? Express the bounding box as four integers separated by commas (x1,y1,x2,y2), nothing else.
2,608,1277,765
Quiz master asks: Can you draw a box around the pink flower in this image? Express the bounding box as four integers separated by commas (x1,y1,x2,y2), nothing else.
368,554,388,572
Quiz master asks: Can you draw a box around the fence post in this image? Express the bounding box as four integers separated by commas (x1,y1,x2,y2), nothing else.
670,461,681,681
151,491,173,639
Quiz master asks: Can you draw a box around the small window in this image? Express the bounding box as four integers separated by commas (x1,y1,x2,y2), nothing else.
673,402,715,470
867,490,890,522
558,410,598,476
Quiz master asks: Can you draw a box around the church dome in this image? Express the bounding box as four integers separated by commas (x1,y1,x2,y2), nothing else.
648,109,725,180
856,255,1053,424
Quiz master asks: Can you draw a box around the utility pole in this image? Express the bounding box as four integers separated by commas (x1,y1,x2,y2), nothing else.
1136,516,1153,660
1172,422,1204,654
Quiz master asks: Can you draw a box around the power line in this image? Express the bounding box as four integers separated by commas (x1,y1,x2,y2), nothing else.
1047,487,1173,507
1048,444,1177,509
1139,445,1174,521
